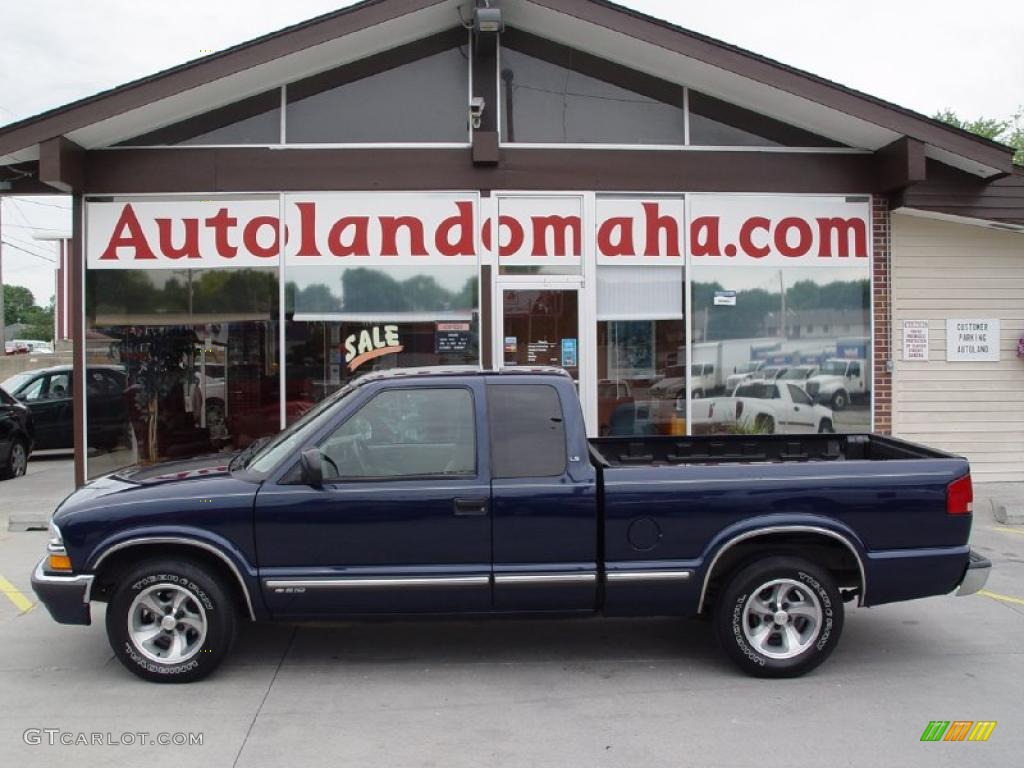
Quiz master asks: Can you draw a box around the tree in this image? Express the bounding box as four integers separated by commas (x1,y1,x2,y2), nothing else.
3,284,54,340
3,284,37,325
934,107,1024,165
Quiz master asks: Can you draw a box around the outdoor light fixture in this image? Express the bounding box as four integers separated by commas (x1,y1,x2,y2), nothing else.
474,5,504,34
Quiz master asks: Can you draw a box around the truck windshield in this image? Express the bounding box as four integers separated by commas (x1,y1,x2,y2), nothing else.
245,385,356,474
820,361,849,375
781,367,814,380
0,371,34,393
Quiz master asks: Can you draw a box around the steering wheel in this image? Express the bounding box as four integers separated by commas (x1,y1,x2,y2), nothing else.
320,452,340,479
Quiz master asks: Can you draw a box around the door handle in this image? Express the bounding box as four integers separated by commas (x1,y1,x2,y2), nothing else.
454,498,489,516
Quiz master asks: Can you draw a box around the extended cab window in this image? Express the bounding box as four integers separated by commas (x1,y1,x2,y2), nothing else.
320,388,475,480
489,384,566,478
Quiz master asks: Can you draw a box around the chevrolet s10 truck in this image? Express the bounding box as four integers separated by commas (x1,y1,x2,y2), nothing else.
31,368,990,683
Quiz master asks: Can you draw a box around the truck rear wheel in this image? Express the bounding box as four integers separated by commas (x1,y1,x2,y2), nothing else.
105,558,236,683
830,390,849,411
714,556,843,678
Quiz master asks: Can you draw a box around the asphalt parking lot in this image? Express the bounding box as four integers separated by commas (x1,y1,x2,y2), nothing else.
1,459,1022,767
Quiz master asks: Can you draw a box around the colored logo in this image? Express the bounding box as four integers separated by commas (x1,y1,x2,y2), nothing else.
920,721,996,742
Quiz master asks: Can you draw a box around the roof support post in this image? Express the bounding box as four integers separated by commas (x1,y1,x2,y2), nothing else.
38,136,85,193
874,136,926,193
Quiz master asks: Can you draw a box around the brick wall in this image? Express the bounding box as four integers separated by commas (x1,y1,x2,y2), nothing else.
872,195,892,434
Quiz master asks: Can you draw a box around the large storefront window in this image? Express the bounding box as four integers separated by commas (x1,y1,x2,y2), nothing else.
85,267,281,478
285,265,479,419
690,265,870,435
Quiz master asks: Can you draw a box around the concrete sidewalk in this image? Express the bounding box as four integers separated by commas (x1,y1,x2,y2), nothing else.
1,455,74,532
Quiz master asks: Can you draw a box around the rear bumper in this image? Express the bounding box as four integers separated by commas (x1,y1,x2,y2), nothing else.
956,550,992,597
30,559,93,625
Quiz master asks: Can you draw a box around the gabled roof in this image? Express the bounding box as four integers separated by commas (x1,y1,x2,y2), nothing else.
0,0,1015,178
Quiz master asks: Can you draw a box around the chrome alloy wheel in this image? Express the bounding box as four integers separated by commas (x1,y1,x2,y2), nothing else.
10,442,27,476
741,578,823,660
127,584,208,664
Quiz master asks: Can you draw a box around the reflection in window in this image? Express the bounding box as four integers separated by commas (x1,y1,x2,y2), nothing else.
286,47,469,143
596,266,685,436
690,266,869,436
320,388,476,479
500,48,684,144
85,267,281,477
285,265,479,416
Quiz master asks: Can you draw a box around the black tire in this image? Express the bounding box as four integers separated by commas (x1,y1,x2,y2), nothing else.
714,556,843,678
818,418,834,433
0,437,28,479
106,558,236,683
830,390,849,411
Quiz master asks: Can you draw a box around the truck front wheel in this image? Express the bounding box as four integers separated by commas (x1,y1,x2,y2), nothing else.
830,390,849,411
105,558,237,683
714,556,843,678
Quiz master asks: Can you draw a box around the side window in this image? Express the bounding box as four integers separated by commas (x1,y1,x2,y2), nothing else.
788,384,813,406
489,384,567,478
319,388,475,480
849,363,861,377
18,377,46,402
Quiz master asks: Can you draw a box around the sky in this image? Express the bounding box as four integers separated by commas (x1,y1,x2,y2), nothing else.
2,0,1023,305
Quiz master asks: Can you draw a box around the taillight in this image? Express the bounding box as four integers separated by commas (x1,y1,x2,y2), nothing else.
947,474,973,515
736,401,744,419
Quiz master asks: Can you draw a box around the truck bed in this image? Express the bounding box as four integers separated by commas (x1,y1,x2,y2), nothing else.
589,433,953,467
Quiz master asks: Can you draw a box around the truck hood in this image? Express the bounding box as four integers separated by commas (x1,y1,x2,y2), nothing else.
52,453,240,523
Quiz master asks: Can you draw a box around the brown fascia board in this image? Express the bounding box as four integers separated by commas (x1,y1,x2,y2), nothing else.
0,0,445,158
529,0,1015,175
1,0,1012,175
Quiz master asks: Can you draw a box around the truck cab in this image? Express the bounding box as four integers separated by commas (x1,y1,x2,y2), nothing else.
805,358,869,410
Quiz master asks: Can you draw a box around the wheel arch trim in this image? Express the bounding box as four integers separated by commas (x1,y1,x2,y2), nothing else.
697,525,867,613
90,537,256,620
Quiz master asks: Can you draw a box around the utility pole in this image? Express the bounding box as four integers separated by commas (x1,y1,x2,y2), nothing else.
778,269,786,340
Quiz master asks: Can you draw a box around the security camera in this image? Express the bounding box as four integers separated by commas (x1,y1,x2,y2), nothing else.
469,96,486,130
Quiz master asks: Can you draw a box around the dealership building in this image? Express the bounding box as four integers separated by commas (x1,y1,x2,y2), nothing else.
0,0,1021,486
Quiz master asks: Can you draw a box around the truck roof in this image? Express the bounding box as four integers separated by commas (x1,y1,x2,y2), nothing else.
353,365,571,385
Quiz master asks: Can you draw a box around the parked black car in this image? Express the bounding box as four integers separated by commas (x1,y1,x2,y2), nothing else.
1,365,129,451
0,385,34,479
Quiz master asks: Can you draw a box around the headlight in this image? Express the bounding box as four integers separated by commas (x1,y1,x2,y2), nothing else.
46,520,72,572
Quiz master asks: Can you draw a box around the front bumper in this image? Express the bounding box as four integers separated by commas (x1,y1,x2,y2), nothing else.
30,559,93,625
956,550,992,597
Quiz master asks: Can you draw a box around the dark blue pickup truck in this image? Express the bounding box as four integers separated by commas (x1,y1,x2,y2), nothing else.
31,367,990,682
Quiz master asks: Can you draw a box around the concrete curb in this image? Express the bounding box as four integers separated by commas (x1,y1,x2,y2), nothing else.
992,498,1024,525
7,514,49,532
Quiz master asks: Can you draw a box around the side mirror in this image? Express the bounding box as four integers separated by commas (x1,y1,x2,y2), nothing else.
299,448,323,487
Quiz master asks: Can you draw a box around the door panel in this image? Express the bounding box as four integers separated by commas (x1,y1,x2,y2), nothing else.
487,381,598,611
253,382,492,617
